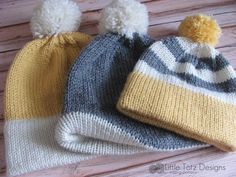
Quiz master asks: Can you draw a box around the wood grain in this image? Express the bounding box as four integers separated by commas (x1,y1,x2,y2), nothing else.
1,147,235,177
219,46,236,63
0,119,5,177
0,50,16,72
0,8,236,61
0,93,3,121
101,147,236,177
0,0,151,28
1,0,235,52
0,73,7,96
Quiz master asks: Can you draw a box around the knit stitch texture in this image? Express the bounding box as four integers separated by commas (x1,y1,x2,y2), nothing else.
56,33,207,155
4,32,93,176
117,36,236,152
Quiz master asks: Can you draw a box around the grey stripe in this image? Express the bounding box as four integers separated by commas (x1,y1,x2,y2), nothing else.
63,33,205,150
142,49,236,93
162,37,229,71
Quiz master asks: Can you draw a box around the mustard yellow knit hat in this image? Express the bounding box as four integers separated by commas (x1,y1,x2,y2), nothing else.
4,0,93,176
118,14,236,152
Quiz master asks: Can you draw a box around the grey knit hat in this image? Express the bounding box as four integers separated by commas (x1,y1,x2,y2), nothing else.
55,0,207,155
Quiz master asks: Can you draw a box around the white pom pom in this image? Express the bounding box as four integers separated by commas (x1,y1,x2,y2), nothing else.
98,0,149,39
30,0,81,38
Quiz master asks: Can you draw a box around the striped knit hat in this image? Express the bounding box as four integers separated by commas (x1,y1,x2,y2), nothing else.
118,14,236,152
4,0,93,176
55,0,206,156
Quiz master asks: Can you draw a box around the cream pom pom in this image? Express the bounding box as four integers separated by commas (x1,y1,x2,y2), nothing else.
98,0,149,39
30,0,81,38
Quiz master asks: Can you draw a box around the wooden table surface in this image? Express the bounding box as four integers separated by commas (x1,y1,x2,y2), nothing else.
1,0,236,176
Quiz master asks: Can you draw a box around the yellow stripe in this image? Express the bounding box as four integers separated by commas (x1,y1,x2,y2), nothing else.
4,32,92,120
117,72,236,151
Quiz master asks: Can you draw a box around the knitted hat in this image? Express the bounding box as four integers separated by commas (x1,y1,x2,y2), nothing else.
4,0,93,176
55,0,206,156
117,14,236,152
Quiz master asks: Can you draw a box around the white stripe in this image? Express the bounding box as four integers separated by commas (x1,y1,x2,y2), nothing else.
134,60,236,105
56,112,149,155
150,41,236,83
4,117,94,176
176,37,219,58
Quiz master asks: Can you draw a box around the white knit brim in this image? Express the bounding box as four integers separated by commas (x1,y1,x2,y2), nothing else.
55,112,208,155
55,112,149,155
4,116,95,176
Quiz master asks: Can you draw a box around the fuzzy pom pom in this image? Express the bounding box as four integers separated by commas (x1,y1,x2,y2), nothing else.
178,14,221,46
98,0,149,39
30,0,81,38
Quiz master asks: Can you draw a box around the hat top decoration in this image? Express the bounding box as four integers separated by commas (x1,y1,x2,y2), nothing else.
178,14,222,47
30,0,81,38
98,0,149,39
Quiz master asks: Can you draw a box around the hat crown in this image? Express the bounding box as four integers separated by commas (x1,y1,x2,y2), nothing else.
63,33,154,113
178,37,219,59
4,32,92,119
39,32,89,47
